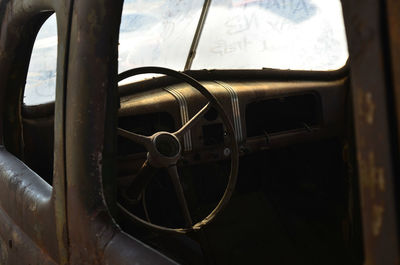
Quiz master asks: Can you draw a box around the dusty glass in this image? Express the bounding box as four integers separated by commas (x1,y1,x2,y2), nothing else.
24,0,348,105
192,0,348,70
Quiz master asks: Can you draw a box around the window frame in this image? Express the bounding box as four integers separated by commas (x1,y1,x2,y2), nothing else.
0,0,71,263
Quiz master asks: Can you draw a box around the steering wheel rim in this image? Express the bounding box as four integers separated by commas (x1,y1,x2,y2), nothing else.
116,66,239,234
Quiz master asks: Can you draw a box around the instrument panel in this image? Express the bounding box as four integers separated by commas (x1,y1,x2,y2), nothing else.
117,78,348,170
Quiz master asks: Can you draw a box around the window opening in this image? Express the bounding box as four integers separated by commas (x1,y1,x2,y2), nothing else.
22,14,58,185
24,14,57,106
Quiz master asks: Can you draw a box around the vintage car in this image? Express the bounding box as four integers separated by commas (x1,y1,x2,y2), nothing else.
0,0,398,264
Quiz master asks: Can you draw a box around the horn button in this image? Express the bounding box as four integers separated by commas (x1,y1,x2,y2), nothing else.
148,132,181,167
155,133,180,157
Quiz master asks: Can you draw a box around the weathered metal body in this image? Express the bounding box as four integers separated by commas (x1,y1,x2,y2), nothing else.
342,0,400,264
0,0,398,264
0,0,175,264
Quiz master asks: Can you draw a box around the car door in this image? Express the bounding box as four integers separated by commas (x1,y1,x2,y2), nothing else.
0,0,72,264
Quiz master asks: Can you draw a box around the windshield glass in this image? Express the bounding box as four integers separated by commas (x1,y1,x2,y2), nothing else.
24,0,348,105
119,0,348,75
119,0,203,73
191,0,348,70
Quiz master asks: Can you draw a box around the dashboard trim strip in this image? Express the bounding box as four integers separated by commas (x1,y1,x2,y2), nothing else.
164,86,192,151
215,81,243,142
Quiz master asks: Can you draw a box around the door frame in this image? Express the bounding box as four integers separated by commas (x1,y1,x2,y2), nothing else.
341,0,400,264
0,0,72,264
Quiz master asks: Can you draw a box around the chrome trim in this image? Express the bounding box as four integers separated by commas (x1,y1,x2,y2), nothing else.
164,87,192,151
215,81,243,142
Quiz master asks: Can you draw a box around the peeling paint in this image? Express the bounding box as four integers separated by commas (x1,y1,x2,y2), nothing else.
28,199,37,212
361,151,386,198
376,167,385,192
372,204,384,236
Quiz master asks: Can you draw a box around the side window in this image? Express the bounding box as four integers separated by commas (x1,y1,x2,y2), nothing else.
24,14,57,106
21,14,58,185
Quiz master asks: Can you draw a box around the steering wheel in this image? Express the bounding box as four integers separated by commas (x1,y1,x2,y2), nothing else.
116,66,239,234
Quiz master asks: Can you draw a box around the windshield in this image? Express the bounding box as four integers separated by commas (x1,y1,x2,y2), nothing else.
24,0,348,105
191,0,348,70
119,0,348,75
119,0,204,72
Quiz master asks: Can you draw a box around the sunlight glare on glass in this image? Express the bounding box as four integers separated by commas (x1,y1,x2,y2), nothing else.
191,0,348,71
24,14,57,106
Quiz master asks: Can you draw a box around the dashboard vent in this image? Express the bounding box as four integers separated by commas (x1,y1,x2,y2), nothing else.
245,94,320,137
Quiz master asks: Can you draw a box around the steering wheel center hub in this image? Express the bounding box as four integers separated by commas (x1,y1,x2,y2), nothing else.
154,133,180,157
147,132,182,168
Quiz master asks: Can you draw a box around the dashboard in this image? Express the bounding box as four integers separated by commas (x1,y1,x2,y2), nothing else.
117,78,348,174
19,73,348,183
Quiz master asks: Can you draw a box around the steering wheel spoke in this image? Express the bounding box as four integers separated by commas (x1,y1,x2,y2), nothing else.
118,127,151,147
124,160,158,202
174,102,212,138
167,165,193,228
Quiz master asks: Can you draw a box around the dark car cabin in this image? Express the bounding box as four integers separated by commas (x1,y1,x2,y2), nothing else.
0,0,399,264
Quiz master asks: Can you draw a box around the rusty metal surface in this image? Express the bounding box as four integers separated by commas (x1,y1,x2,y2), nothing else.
0,147,56,253
0,205,57,265
341,0,400,264
0,0,72,263
65,0,177,264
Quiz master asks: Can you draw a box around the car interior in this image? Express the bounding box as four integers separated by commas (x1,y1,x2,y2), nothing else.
16,1,364,265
